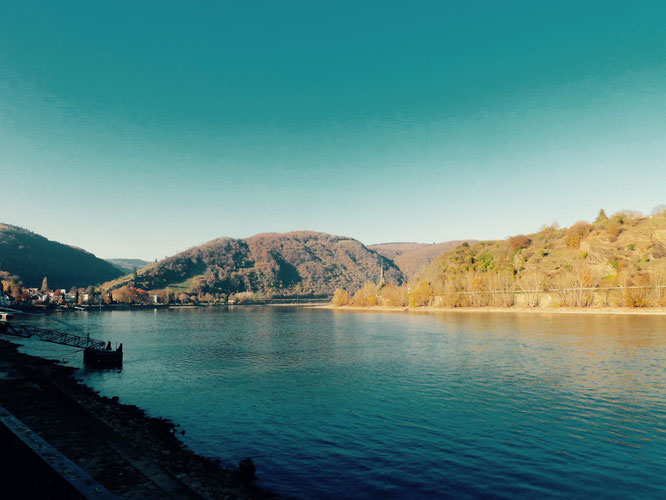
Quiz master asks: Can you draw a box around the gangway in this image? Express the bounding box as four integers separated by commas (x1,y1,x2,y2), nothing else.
0,313,122,368
1,323,107,350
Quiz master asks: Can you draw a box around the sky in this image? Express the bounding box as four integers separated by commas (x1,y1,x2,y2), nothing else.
1,1,665,261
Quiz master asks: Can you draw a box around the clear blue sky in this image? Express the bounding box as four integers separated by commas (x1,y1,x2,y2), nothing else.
1,1,665,260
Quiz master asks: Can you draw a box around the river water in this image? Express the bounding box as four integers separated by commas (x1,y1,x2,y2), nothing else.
8,307,666,498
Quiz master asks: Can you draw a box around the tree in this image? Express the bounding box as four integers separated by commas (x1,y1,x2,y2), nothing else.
605,218,622,241
564,222,592,249
595,209,608,223
133,267,138,285
509,235,531,251
332,289,351,306
41,277,49,293
408,280,433,307
517,271,545,307
352,282,380,306
651,204,666,215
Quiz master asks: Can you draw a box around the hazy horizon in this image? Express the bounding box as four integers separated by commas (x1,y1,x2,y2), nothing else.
3,1,666,260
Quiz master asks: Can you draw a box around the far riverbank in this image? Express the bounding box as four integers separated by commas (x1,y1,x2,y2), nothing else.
317,305,666,315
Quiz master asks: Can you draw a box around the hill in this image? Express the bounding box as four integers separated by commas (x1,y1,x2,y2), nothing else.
367,243,430,261
105,258,152,273
414,209,666,307
0,223,123,289
104,231,403,299
338,209,666,308
370,240,475,280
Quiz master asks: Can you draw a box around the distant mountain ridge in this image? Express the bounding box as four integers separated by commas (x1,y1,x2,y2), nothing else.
0,223,123,289
105,230,403,297
105,258,152,273
370,240,475,280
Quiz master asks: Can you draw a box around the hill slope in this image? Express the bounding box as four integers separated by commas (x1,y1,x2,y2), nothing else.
370,240,474,280
0,224,123,289
416,210,666,307
338,210,666,308
105,231,403,298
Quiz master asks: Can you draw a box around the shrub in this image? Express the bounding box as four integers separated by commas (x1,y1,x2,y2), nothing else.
615,210,642,224
509,235,532,251
605,218,622,241
564,222,592,249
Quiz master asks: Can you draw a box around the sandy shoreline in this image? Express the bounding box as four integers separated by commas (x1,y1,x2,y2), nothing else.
314,304,666,315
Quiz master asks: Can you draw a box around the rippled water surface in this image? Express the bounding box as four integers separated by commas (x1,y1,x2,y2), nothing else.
11,307,666,498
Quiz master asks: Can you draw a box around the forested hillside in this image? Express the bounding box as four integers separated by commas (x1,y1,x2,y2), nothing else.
336,209,666,308
104,231,402,300
0,223,123,289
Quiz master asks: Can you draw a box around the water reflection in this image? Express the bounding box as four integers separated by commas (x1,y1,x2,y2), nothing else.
6,307,666,499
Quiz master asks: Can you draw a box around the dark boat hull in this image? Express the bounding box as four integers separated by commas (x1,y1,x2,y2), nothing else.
83,348,123,368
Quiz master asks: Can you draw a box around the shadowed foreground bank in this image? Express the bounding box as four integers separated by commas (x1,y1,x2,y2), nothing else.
0,339,273,499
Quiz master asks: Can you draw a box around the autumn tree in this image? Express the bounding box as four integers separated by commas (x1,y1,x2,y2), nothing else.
569,262,599,306
604,217,622,241
517,271,545,307
352,282,380,306
615,210,642,224
379,283,408,306
41,277,49,293
113,285,150,305
332,289,351,306
509,235,532,251
408,280,433,307
564,222,592,249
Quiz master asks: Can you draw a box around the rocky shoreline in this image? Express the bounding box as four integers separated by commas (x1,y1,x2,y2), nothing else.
0,339,274,499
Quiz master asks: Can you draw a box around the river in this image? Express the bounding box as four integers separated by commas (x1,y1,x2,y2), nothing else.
9,307,666,498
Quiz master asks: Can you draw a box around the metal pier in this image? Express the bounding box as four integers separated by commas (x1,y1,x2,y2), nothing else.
1,323,107,351
1,313,123,368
